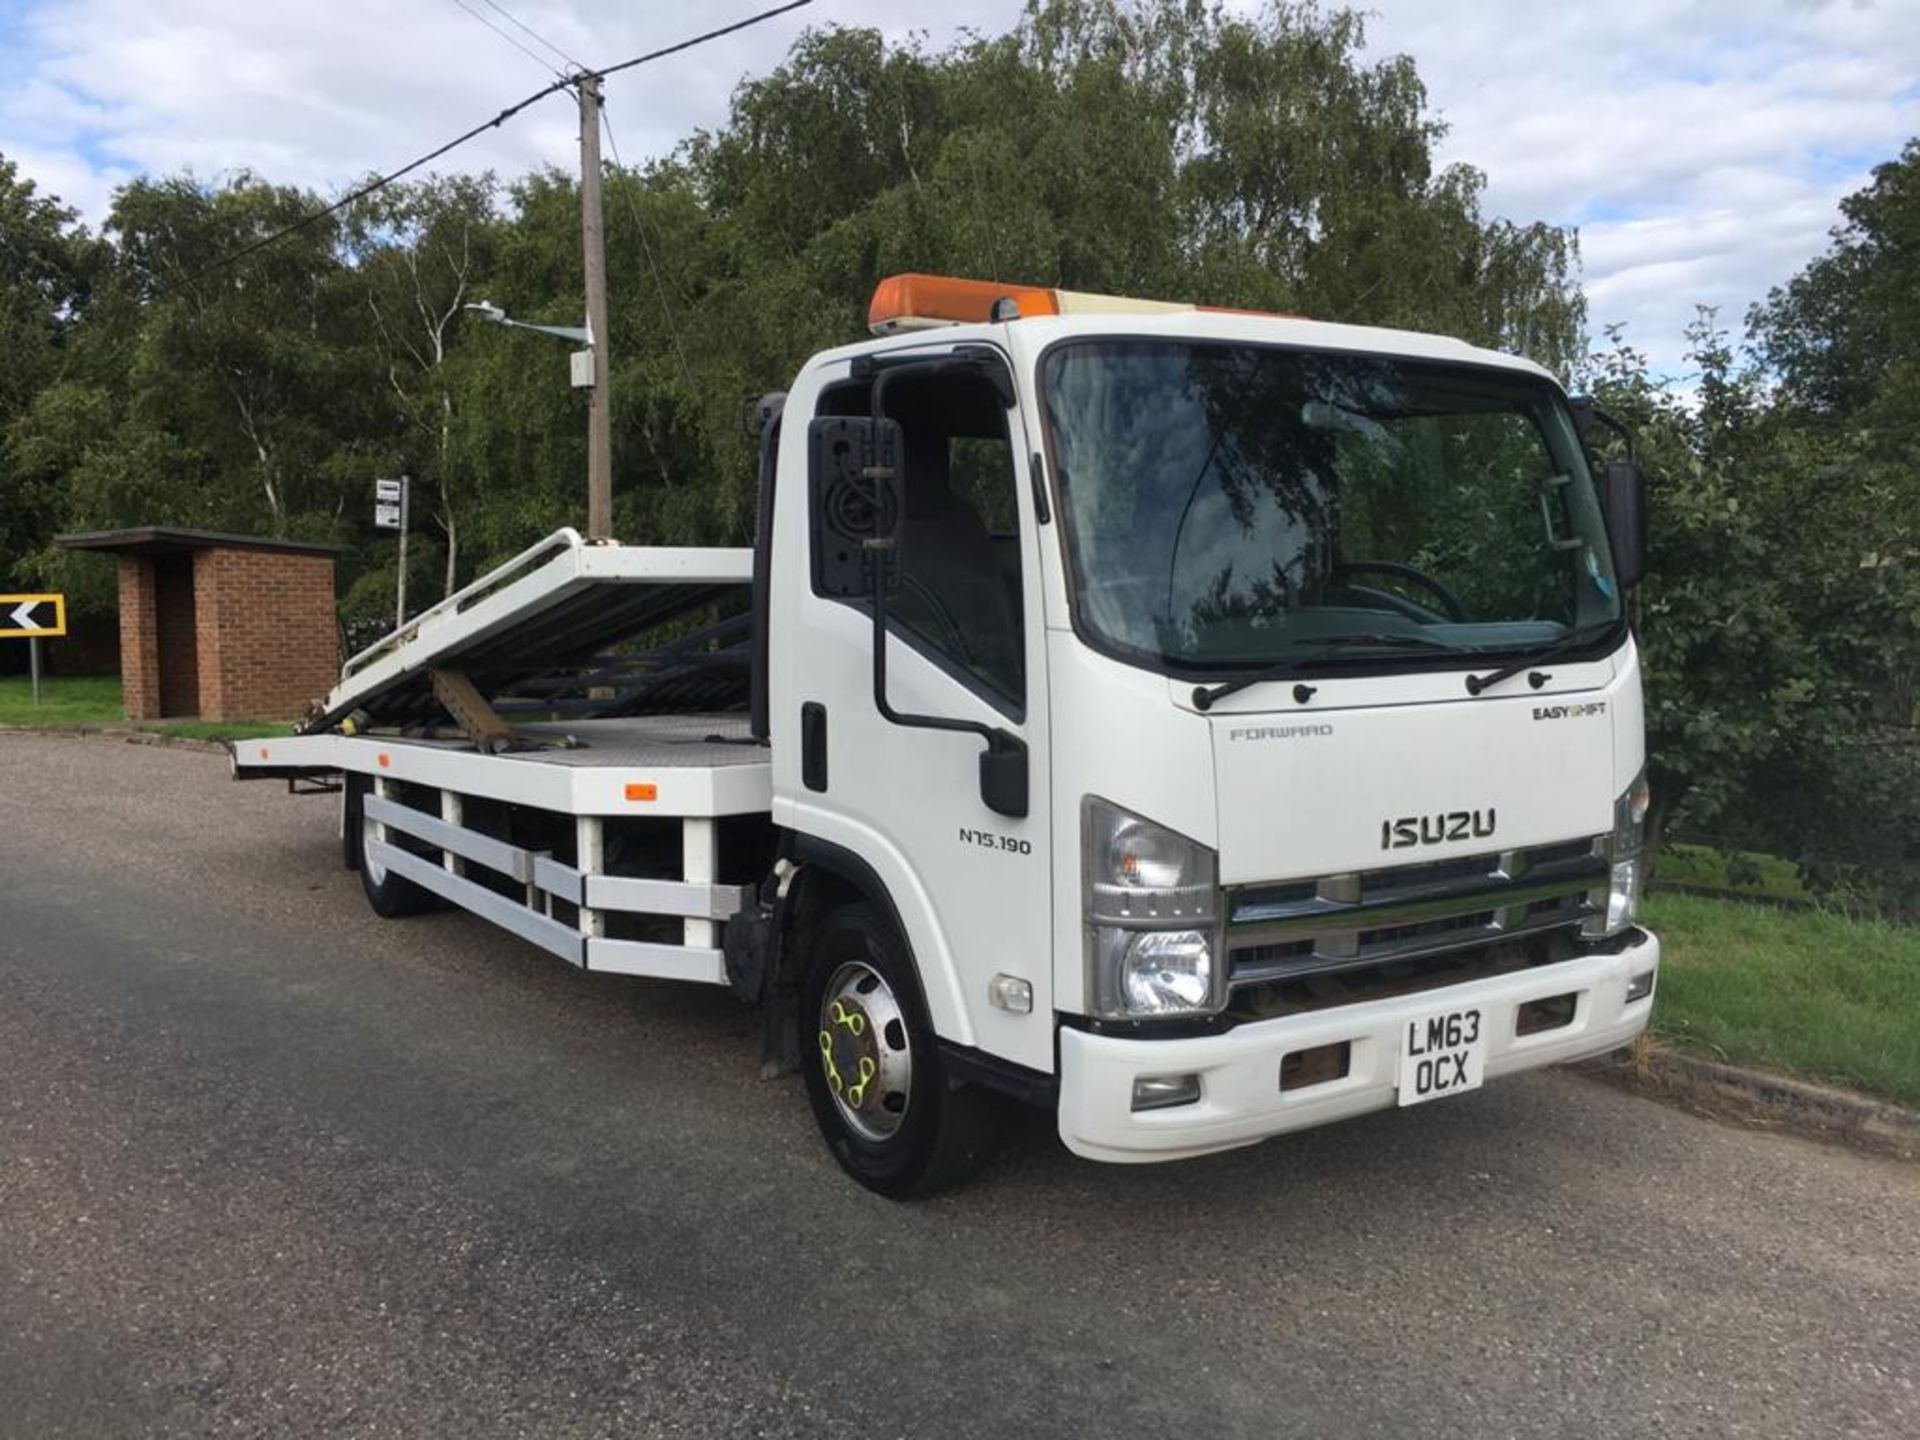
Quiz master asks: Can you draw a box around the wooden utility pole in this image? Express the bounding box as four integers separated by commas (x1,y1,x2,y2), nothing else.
578,73,613,541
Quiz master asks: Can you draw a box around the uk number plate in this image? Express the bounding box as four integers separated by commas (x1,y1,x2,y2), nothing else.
1397,1005,1487,1106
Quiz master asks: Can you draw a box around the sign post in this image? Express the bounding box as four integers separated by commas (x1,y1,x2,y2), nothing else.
1,593,67,707
375,477,409,630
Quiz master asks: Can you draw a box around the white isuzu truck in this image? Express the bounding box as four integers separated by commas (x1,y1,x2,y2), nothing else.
233,273,1658,1196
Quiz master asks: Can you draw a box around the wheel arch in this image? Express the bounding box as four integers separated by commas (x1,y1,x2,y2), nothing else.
783,832,956,1047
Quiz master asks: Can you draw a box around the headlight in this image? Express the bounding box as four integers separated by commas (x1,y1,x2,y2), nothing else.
1122,930,1214,1012
1586,768,1650,937
1084,798,1222,1019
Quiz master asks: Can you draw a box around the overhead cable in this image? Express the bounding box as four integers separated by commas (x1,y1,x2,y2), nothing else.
477,0,587,72
156,0,813,296
601,103,700,404
447,0,564,77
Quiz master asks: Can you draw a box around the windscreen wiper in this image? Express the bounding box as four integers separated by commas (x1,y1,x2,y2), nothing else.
1191,632,1459,711
1463,624,1617,696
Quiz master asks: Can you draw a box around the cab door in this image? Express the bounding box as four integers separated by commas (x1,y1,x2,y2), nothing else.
769,348,1054,1074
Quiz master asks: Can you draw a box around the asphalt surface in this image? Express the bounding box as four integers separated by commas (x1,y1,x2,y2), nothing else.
1,733,1915,1439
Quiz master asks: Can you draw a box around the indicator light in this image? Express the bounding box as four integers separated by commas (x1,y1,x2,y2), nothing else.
988,973,1033,1014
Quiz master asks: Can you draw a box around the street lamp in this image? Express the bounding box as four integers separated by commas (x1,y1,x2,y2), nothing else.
465,299,608,539
464,299,592,348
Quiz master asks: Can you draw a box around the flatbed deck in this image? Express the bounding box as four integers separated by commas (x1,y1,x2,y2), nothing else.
242,713,771,818
380,715,764,769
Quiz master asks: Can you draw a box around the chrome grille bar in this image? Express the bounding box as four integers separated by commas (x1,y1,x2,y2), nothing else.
1225,840,1606,987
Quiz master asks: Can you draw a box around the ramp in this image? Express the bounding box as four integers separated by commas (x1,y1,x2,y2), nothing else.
307,528,752,732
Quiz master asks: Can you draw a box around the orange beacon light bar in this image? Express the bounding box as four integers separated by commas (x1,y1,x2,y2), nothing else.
867,272,1294,336
867,274,1060,334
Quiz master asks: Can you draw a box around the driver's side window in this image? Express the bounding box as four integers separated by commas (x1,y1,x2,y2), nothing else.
811,369,1026,709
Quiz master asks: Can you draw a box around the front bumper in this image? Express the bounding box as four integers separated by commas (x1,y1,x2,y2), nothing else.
1057,929,1658,1163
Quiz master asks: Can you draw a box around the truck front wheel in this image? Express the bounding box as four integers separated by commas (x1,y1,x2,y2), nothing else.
799,903,997,1197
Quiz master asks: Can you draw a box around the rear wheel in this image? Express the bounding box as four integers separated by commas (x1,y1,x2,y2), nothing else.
348,774,436,918
799,902,997,1198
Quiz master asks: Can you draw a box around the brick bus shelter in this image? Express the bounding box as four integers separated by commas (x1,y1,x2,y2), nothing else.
58,528,342,722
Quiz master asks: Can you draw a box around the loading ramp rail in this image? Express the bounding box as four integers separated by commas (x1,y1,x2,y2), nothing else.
306,528,755,733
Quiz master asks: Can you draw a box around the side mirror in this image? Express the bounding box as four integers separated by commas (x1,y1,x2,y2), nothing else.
1568,398,1647,591
1603,458,1647,590
979,731,1030,820
808,415,903,598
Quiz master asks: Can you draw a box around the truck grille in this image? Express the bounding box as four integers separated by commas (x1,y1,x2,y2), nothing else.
1225,838,1606,989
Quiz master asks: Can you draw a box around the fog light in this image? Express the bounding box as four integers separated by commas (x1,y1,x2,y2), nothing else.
1626,970,1655,1003
1280,1041,1351,1091
988,972,1033,1014
1516,992,1578,1035
1131,1073,1202,1112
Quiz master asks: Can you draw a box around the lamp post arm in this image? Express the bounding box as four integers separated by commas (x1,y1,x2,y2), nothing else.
500,317,592,344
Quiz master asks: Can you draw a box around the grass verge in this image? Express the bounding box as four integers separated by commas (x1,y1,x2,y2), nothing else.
1643,891,1920,1109
1656,842,1812,904
0,675,282,743
0,673,122,727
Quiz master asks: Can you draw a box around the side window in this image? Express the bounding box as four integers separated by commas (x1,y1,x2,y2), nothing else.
950,436,1018,532
812,368,1026,709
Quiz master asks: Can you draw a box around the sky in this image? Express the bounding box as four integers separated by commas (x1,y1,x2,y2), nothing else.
1,0,1916,379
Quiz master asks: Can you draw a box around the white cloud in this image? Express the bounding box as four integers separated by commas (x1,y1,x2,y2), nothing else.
1357,0,1920,370
0,136,126,218
1,0,1915,378
0,1,1005,209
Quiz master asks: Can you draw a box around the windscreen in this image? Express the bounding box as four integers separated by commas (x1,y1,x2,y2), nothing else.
1040,340,1623,673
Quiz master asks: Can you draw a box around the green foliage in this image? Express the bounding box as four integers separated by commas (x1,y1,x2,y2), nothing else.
1587,209,1920,915
1,5,1909,910
2,0,1583,616
1656,842,1813,905
0,154,93,580
1751,138,1920,429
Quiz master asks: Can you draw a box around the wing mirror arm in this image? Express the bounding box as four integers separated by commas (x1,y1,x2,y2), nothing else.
866,534,1028,819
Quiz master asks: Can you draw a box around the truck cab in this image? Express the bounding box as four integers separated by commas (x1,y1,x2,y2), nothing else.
768,274,1657,1186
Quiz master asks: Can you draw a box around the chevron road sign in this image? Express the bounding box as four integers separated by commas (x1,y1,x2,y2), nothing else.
1,593,66,638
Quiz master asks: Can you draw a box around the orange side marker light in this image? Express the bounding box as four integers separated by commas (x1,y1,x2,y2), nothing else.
625,782,658,803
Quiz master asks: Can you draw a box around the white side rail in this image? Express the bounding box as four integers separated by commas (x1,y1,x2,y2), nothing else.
364,785,745,984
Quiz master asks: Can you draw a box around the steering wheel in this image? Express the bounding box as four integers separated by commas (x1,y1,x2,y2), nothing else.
1332,560,1470,623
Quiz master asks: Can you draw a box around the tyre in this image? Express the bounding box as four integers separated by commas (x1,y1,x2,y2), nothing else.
347,774,437,919
799,902,998,1198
